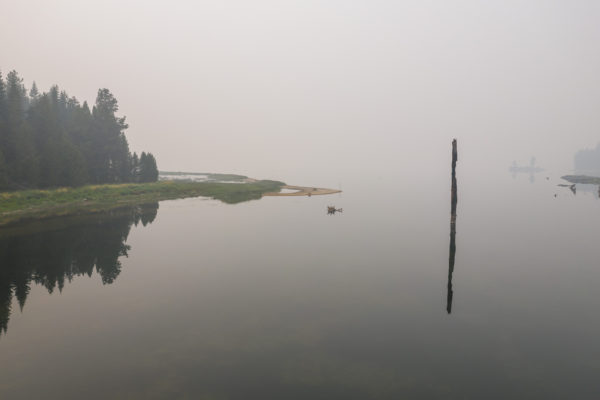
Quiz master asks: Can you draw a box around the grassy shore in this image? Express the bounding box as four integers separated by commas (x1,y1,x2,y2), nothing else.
159,171,248,182
561,175,600,185
0,180,284,227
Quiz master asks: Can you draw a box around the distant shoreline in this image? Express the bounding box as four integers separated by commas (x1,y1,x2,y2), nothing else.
561,175,600,185
0,176,343,227
264,185,342,197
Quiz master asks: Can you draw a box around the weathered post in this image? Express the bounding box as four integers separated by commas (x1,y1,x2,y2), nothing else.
447,139,458,314
451,138,457,221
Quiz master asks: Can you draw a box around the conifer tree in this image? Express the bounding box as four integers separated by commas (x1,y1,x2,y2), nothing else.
0,70,7,119
91,88,130,183
138,152,158,182
0,71,158,190
131,152,140,182
29,81,39,100
5,70,37,185
0,71,8,188
0,150,8,189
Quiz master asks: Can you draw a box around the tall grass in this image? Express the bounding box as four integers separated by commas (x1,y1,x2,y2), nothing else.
0,180,284,226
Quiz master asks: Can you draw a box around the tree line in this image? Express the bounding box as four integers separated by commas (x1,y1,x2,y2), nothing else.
574,143,600,172
0,70,158,190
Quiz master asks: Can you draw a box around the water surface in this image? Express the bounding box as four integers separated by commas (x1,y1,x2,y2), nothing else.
1,165,599,399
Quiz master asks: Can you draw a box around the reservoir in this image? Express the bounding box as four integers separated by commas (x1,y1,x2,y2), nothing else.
1,161,599,399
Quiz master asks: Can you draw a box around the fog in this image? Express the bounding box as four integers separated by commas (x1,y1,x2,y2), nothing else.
1,0,599,185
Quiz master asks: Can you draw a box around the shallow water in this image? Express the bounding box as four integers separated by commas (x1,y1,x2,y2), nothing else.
1,165,599,399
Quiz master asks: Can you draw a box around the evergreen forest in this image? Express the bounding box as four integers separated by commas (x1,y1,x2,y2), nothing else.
574,143,600,172
0,70,158,190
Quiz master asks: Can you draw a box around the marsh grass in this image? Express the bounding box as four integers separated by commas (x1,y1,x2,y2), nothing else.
561,175,600,185
0,180,284,226
159,171,248,182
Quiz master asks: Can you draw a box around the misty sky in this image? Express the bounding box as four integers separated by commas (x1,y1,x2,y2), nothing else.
1,0,599,184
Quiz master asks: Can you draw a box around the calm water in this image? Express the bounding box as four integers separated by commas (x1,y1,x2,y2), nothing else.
1,165,600,399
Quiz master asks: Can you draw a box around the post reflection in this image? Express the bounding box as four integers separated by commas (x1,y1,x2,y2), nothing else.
447,139,458,314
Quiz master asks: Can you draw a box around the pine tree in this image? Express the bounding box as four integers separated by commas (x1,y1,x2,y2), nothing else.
91,88,130,183
146,152,159,182
131,152,140,182
0,70,7,120
0,71,157,190
0,71,8,188
5,70,37,186
29,81,39,100
138,152,159,182
0,150,8,189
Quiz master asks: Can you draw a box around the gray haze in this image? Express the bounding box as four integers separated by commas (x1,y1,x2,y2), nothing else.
1,0,599,184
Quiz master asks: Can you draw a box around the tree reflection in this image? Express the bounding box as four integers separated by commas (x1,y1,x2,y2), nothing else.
509,157,544,183
0,203,159,334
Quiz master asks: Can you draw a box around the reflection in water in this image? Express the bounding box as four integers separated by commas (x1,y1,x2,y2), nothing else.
327,206,343,215
0,203,159,335
509,157,544,183
447,140,458,314
557,183,577,195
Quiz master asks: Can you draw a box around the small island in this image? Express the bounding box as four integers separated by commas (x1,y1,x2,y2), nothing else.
561,175,600,185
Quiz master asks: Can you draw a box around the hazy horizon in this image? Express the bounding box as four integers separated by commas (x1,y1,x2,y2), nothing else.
2,0,599,184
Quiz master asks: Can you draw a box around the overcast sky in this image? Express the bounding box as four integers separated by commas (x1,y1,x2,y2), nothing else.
1,0,599,184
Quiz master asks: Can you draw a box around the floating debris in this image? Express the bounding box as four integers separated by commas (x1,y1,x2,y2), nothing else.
557,183,577,195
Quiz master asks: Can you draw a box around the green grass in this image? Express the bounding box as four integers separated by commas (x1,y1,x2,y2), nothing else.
561,175,600,185
158,171,248,182
0,180,284,227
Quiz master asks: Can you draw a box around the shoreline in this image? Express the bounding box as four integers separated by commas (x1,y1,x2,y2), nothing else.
0,179,342,227
0,180,284,227
264,185,342,196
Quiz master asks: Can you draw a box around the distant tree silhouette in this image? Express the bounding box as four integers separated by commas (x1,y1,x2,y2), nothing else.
574,143,600,172
0,70,159,190
138,152,159,183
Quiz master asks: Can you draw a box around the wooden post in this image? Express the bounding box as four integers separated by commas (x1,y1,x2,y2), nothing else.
447,139,458,314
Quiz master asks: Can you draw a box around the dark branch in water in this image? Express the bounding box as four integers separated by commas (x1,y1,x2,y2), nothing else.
327,206,343,215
